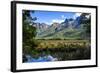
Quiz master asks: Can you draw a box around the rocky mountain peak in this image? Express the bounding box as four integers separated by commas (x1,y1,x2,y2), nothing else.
51,22,60,28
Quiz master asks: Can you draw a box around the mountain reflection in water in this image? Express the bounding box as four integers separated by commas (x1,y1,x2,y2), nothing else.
24,55,58,63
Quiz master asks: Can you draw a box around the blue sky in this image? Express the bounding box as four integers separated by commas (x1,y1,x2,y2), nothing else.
30,10,81,25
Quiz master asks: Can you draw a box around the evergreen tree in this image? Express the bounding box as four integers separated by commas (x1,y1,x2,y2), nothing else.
22,10,37,55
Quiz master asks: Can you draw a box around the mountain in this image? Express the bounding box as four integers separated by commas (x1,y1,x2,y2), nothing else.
32,22,49,33
33,13,90,40
74,15,88,28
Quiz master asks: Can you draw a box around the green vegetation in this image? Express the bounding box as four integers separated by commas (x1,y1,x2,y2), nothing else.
22,10,38,59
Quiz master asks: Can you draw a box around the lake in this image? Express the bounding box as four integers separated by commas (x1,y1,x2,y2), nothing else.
24,55,58,63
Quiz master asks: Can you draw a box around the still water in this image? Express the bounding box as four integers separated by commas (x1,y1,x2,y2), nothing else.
24,55,57,63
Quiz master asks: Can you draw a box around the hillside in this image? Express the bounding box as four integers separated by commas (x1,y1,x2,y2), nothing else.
33,13,90,40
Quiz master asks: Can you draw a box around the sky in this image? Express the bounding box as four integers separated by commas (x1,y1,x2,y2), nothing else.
30,10,82,25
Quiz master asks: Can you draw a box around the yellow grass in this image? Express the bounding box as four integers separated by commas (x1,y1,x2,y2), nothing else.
35,40,90,50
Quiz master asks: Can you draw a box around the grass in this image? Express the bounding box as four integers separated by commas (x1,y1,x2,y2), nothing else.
34,40,90,50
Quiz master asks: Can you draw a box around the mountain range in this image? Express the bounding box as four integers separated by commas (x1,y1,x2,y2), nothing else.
32,13,90,40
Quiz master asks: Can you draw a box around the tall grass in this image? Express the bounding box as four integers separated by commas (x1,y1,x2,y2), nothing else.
29,40,91,61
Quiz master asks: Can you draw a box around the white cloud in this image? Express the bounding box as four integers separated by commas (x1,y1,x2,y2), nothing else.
50,15,66,24
73,13,82,19
61,15,66,19
51,19,64,23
